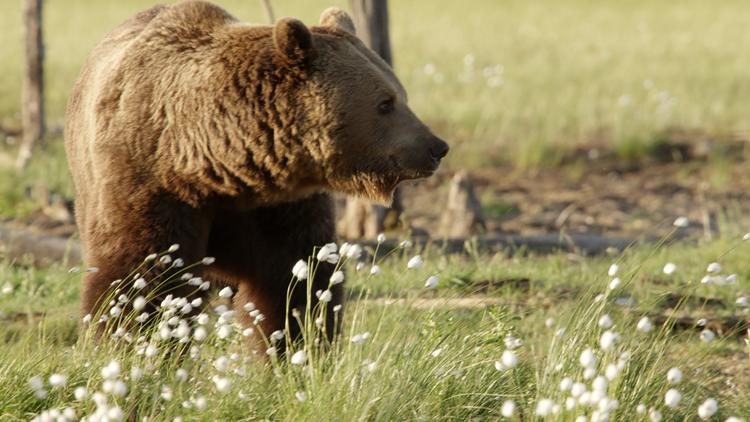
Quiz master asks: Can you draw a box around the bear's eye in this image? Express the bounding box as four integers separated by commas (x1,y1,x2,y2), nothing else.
377,98,395,114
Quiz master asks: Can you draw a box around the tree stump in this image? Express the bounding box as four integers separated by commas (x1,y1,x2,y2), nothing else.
440,171,486,237
16,0,45,171
339,0,400,239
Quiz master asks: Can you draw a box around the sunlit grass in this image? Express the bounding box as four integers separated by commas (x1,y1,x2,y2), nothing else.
1,234,748,420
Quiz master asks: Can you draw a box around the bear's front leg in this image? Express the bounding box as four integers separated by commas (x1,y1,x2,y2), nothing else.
206,194,343,353
79,192,214,328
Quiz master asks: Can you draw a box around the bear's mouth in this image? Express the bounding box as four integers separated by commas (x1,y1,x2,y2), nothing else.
389,155,440,182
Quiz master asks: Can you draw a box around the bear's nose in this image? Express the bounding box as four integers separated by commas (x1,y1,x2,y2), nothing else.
429,138,450,160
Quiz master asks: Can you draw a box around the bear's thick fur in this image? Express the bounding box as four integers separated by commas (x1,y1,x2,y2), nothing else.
65,1,448,345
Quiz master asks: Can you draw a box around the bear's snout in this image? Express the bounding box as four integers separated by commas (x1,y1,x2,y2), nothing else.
429,137,450,161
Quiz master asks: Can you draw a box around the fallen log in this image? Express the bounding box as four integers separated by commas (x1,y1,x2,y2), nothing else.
0,224,635,268
0,226,81,266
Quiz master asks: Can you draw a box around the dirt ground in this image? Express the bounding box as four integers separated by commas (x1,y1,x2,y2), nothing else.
403,139,750,240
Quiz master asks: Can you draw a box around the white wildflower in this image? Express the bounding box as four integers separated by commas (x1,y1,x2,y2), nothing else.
697,398,717,419
673,217,689,228
700,329,715,343
424,275,439,289
292,260,309,280
663,262,677,275
501,400,515,417
598,314,614,329
290,350,307,365
665,388,682,408
218,287,233,298
48,374,67,389
637,317,653,333
667,367,682,385
407,255,423,269
706,262,722,274
329,271,345,285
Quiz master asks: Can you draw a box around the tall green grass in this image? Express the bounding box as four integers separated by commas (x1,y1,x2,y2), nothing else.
1,236,749,420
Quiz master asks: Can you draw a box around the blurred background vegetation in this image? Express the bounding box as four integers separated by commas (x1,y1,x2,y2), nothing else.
1,0,749,220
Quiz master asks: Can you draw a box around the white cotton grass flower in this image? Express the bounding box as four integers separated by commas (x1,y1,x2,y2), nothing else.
1,283,12,294
580,348,597,368
744,233,750,241
216,324,232,339
48,374,67,389
28,376,44,390
214,356,230,372
570,382,586,398
663,262,677,275
270,330,285,342
598,314,614,329
583,367,596,380
290,350,307,365
608,264,619,276
316,243,338,263
130,296,145,311
736,296,749,307
329,271,345,285
649,408,663,422
664,388,682,408
202,257,216,265
504,335,522,349
697,398,717,419
101,360,121,380
605,363,619,380
608,277,622,290
700,329,715,343
494,350,519,370
295,391,308,402
600,330,619,351
133,278,147,290
501,400,516,417
370,265,381,276
399,239,413,248
212,376,231,393
637,316,654,333
351,332,371,344
424,275,439,289
407,255,423,269
706,262,722,274
673,217,689,228
292,260,308,280
535,398,555,416
376,233,386,244
592,375,608,392
667,367,682,385
218,287,233,298
74,386,88,401
559,377,573,392
316,289,333,303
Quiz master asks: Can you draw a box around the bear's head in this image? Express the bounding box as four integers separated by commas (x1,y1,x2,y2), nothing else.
272,9,449,204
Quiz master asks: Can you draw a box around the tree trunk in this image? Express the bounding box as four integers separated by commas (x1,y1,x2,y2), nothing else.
16,0,45,171
340,0,400,239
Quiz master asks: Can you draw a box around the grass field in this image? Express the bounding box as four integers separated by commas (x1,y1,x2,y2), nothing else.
2,0,750,168
1,2,750,420
1,233,749,420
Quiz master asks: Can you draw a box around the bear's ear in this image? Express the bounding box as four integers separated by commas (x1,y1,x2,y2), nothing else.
319,7,356,35
273,18,316,65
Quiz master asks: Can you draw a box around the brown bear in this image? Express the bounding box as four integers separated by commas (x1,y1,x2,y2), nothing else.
64,1,448,346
